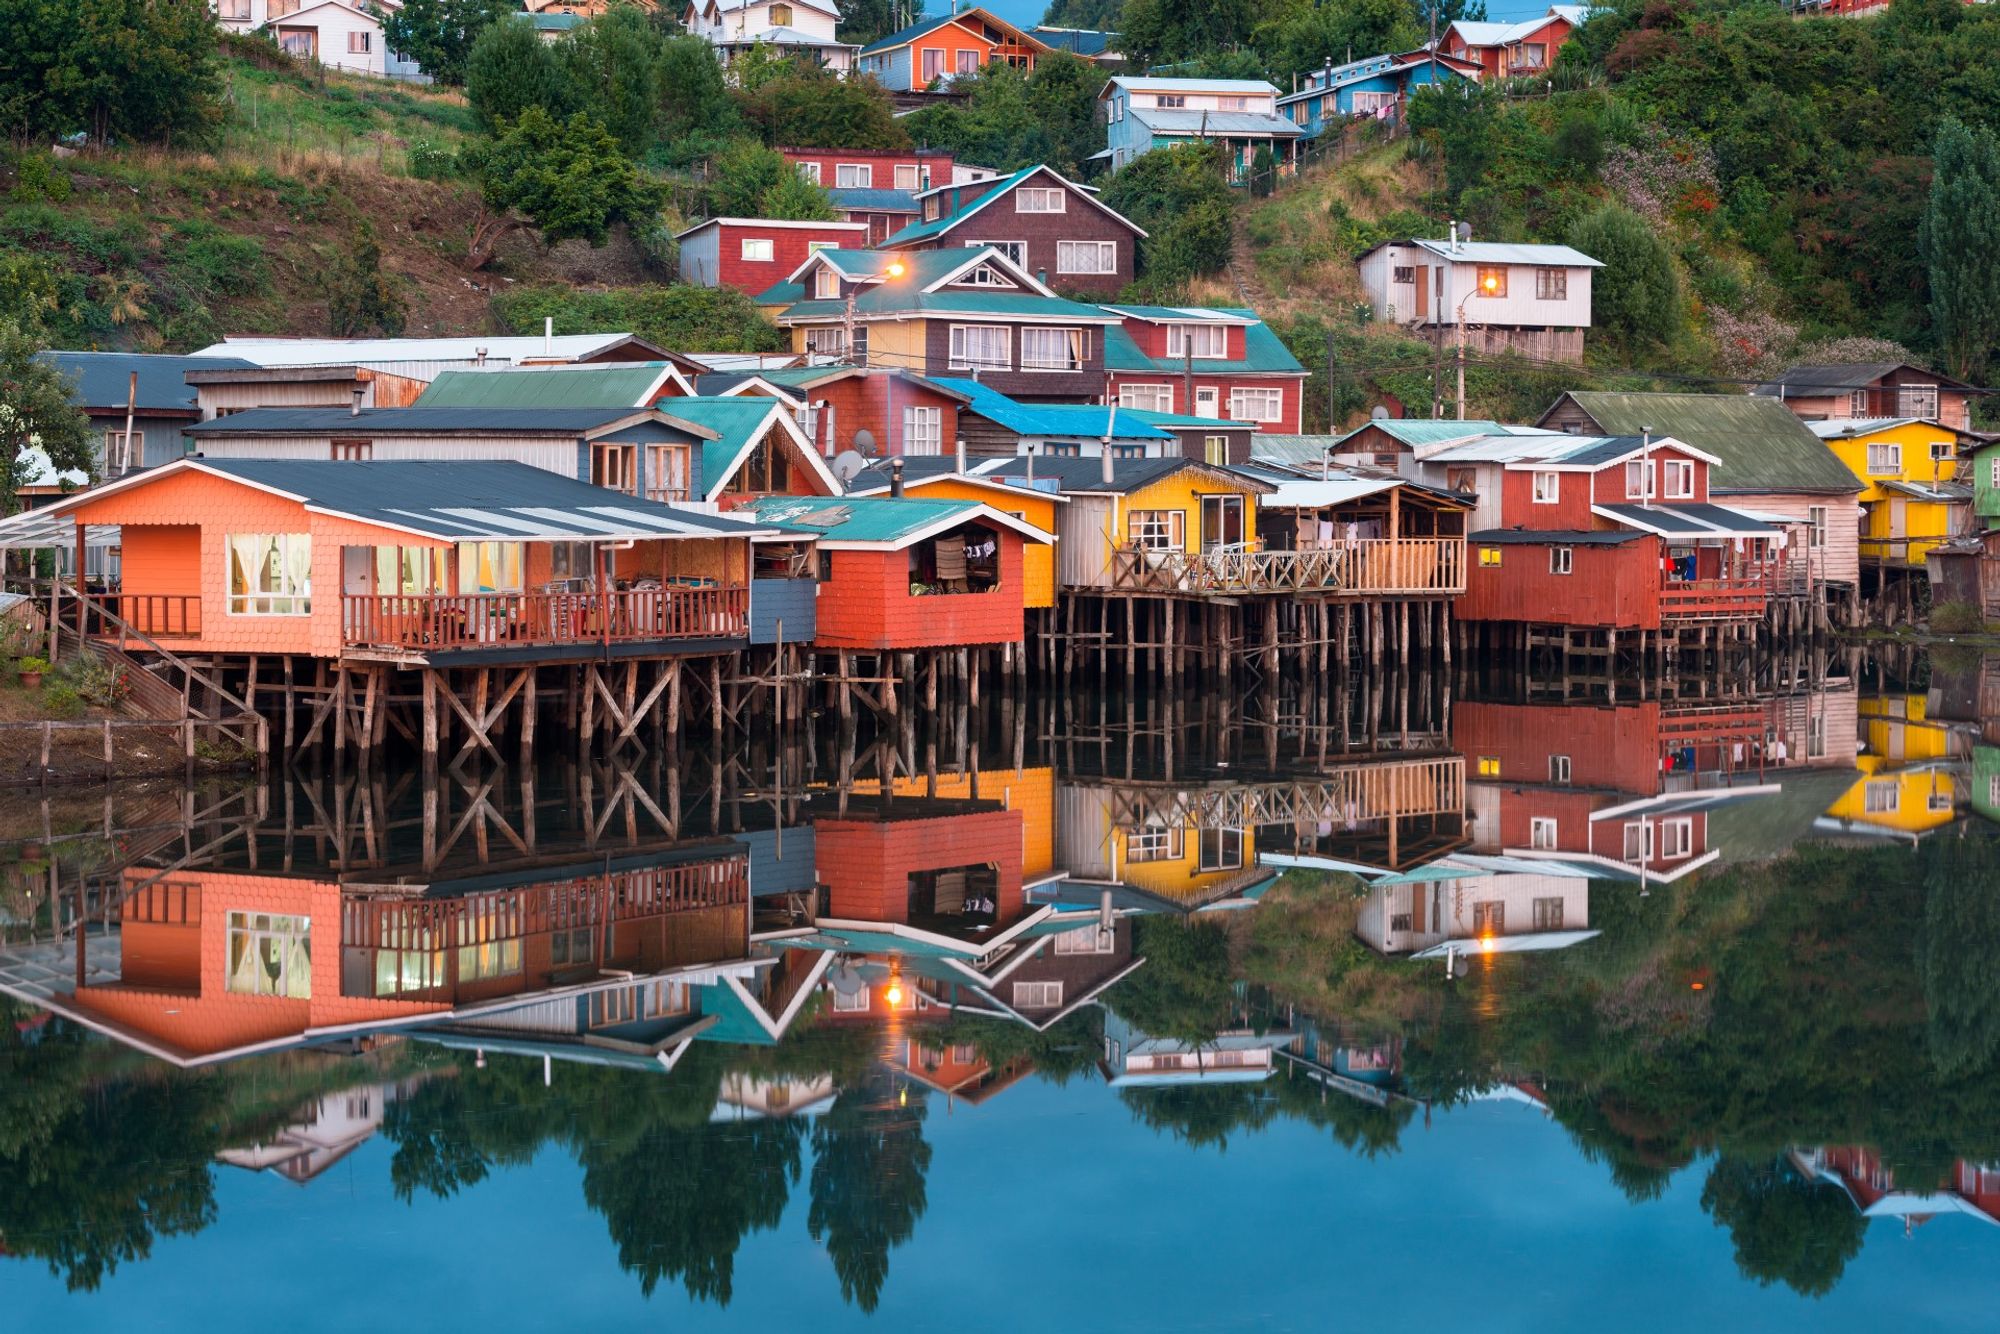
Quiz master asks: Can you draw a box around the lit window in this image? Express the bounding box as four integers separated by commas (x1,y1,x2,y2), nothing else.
1477,756,1500,776
1478,546,1502,567
227,912,311,998
455,541,524,593
1625,459,1655,499
1204,435,1229,466
1475,266,1507,298
227,534,312,615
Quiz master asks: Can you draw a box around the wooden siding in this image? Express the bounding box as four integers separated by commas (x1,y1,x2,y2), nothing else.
749,576,817,644
678,220,867,292
1108,373,1305,435
896,167,1138,296
814,808,1025,927
1458,537,1661,629
920,319,1107,403
1733,490,1861,587
813,536,1027,649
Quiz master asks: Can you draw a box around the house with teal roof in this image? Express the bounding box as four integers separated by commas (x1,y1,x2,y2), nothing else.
659,396,841,508
855,7,1049,92
414,362,694,411
878,164,1145,296
1102,304,1310,433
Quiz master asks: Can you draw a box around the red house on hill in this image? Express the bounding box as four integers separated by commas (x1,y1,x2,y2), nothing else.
781,147,968,245
1104,305,1309,434
675,217,868,291
1440,6,1590,79
1412,430,1785,634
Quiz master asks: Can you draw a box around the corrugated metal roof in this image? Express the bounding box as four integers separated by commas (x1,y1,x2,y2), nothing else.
827,187,920,212
747,495,981,544
936,377,1169,439
1109,76,1281,94
1751,362,1955,395
1469,528,1645,545
69,459,777,541
415,366,674,410
1805,417,1929,439
1101,317,1305,376
1419,431,1612,462
1594,501,1780,538
1252,434,1344,466
187,406,703,437
1258,476,1402,509
1128,108,1305,137
1329,418,1525,449
191,333,661,368
1547,392,1863,494
1401,239,1604,267
39,351,255,412
1032,25,1116,55
1121,407,1257,430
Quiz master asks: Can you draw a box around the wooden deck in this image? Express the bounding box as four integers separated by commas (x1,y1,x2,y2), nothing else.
1657,576,1768,622
340,587,749,652
1109,539,1466,598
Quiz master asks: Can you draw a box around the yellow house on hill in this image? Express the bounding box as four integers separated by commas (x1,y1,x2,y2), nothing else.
1808,418,1974,568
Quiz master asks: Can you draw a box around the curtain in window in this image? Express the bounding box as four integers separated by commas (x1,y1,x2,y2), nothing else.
1022,327,1082,371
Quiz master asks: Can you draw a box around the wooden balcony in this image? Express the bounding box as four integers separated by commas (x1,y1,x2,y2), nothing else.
341,586,748,652
1111,539,1465,597
88,594,201,640
1658,576,1768,622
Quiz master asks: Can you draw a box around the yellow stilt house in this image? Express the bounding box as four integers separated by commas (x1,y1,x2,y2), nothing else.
1808,418,1976,568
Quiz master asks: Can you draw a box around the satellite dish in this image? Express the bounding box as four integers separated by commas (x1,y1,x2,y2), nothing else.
851,429,877,457
831,449,869,483
1370,405,1390,420
828,962,866,998
1455,220,1472,243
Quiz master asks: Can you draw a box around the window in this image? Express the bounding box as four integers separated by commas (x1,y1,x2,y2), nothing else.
1392,265,1415,284
832,987,869,1012
965,243,1024,269
804,327,848,358
956,48,979,75
1662,459,1695,499
455,542,524,593
1058,240,1117,274
796,160,821,183
949,323,1010,370
458,939,523,983
330,439,371,460
1931,440,1954,463
1198,827,1244,871
1866,441,1902,475
374,546,448,596
1127,509,1185,551
1472,901,1504,934
1848,390,1869,417
1013,980,1063,1008
1477,756,1501,777
218,0,250,16
227,534,311,615
1021,326,1085,372
1126,821,1184,861
1808,505,1828,549
1808,713,1827,760
1229,388,1285,423
894,163,919,191
647,444,691,502
1016,187,1066,213
903,405,942,455
592,442,637,495
1625,459,1655,499
1167,323,1226,359
276,27,314,57
102,428,144,473
1054,925,1116,955
814,267,841,299
1863,780,1900,814
1549,754,1572,784
741,237,775,262
1897,384,1939,420
227,912,311,998
348,30,370,54
1204,435,1229,466
834,163,872,188
1659,817,1694,859
806,241,839,256
1118,384,1174,412
1532,470,1559,503
1156,94,1187,109
1475,266,1507,298
1549,545,1572,575
1532,898,1565,930
769,2,792,22
1535,267,1567,300
1111,443,1147,460
1530,817,1558,850
1622,821,1654,863
550,927,595,966
1478,546,1502,567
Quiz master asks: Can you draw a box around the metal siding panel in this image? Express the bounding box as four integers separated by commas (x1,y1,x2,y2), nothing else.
1060,494,1115,587
749,577,817,644
736,826,820,898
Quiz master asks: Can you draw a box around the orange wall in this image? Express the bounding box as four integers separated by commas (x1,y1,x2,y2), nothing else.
814,534,1027,649
816,808,1025,926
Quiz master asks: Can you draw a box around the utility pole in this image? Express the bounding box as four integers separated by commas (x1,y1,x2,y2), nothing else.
1183,344,1194,415
1325,329,1336,433
1456,323,1467,421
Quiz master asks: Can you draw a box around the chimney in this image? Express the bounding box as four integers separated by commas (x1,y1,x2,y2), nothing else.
543,316,554,356
350,388,364,417
954,436,966,474
1025,447,1036,486
889,457,905,497
1101,442,1115,485
474,347,488,366
1448,219,1458,253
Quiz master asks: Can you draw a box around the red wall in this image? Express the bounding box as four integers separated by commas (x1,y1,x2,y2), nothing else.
1454,701,1670,796
1458,538,1663,629
782,147,954,190
1106,372,1304,434
1123,321,1244,360
815,536,1026,649
1585,446,1710,507
801,375,966,457
816,808,1025,927
1444,15,1574,77
701,221,866,292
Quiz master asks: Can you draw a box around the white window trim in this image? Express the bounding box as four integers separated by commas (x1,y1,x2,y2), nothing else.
1056,239,1117,275
1866,441,1902,476
1227,387,1284,423
1662,459,1695,499
1659,817,1694,860
948,323,1011,372
227,532,313,617
834,163,872,189
1167,323,1227,360
1117,383,1174,412
1016,187,1066,213
902,405,942,455
1532,470,1559,503
1549,545,1572,575
1529,817,1558,850
1020,325,1086,373
740,237,775,262
797,161,821,183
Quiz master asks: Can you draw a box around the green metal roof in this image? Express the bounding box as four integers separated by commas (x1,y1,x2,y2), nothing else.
661,397,784,495
785,288,1115,322
755,279,803,307
1123,407,1257,430
1102,314,1306,375
879,168,1038,248
1547,392,1862,494
1252,433,1344,465
746,495,982,545
414,366,671,410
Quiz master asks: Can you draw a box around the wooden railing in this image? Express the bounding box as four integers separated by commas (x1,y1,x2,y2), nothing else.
1111,539,1465,596
340,586,749,651
1860,535,1946,567
86,594,201,640
1658,576,1768,621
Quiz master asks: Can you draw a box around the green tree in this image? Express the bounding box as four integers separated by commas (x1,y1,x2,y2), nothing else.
492,284,788,352
657,34,741,165
760,168,840,220
465,107,667,269
556,6,667,158
1920,116,2000,381
0,0,221,144
807,1076,932,1313
1101,142,1235,297
1110,917,1239,1047
380,0,517,86
1,321,92,514
1406,79,1501,214
737,65,909,151
839,0,919,48
465,15,574,130
1118,0,1257,67
1699,1158,1868,1298
1921,824,2000,1077
1567,203,1682,352
708,139,838,219
322,221,407,337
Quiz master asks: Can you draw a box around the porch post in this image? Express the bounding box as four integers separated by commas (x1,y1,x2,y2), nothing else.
74,522,87,641
596,542,610,651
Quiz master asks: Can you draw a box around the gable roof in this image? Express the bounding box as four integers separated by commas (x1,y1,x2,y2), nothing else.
51,458,781,542
1358,238,1603,268
1753,362,1977,396
1030,25,1118,56
1540,392,1862,494
778,250,1118,324
186,406,719,441
191,333,675,369
1806,417,1978,441
1101,311,1307,377
1104,76,1280,95
936,376,1173,440
783,244,1060,296
1126,107,1303,138
858,7,1048,56
38,351,256,415
1422,431,1718,469
657,396,842,501
954,455,1277,497
1446,9,1577,47
879,165,1145,250
414,364,691,410
745,495,1053,548
695,366,972,403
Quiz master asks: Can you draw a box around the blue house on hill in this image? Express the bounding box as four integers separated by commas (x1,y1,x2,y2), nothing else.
1276,50,1482,138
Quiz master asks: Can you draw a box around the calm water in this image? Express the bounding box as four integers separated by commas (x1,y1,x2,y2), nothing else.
5,651,2000,1332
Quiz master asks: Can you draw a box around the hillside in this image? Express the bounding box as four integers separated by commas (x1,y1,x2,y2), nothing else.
0,48,660,353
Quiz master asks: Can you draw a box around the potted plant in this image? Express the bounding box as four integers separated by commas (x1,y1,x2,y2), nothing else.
16,657,49,689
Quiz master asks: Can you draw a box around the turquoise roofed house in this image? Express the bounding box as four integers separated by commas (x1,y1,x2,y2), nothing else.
659,396,843,505
1099,305,1311,434
413,363,694,410
877,165,1146,297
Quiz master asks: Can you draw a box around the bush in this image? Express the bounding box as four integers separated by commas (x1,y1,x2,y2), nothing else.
491,284,786,353
1568,203,1683,351
167,222,269,298
8,153,70,204
16,656,50,675
41,683,83,719
1929,601,1987,634
405,137,461,180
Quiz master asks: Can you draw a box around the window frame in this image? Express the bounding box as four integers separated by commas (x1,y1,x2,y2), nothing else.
1228,387,1285,423
1166,323,1227,359
1020,325,1086,372
227,911,312,998
1529,816,1558,850
902,405,943,455
796,160,821,184
1534,266,1567,300
1549,545,1572,575
740,236,776,262
1662,458,1695,499
1477,545,1502,567
893,162,919,191
1117,383,1174,412
947,323,1012,371
1126,509,1185,552
1866,441,1902,476
1475,266,1508,299
226,533,313,617
1531,470,1559,503
1016,187,1067,213
1549,754,1572,784
834,163,872,189
813,267,841,299
1056,239,1117,274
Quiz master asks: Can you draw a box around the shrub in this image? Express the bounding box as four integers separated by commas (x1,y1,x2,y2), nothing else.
1568,203,1683,351
17,656,50,675
41,683,83,719
8,153,70,204
405,137,461,180
1929,601,1987,635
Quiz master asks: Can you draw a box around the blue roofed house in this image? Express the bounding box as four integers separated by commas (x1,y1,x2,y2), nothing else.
877,164,1146,297
1277,49,1483,139
33,351,257,494
855,7,1050,92
1029,24,1123,66
1097,76,1304,181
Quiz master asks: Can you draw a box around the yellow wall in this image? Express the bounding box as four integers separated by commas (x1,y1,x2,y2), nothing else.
1824,757,1958,836
1859,694,1952,765
904,478,1058,608
864,321,927,369
1824,421,1966,564
1113,820,1259,904
1119,469,1265,552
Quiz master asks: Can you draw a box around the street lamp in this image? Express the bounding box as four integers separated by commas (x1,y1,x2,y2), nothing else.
1453,272,1498,421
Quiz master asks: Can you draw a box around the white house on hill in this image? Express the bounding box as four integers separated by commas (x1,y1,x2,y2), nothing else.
1355,235,1602,363
210,0,422,79
682,0,858,77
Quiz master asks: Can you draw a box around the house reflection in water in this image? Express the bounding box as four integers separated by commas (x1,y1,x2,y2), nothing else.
1100,1007,1295,1086
1817,694,1967,843
1350,856,1599,958
215,1078,423,1184
1791,1146,2000,1233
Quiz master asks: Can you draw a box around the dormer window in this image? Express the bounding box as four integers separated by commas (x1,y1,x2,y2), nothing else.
814,267,841,299
957,261,1018,288
1156,94,1186,108
1166,323,1226,359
